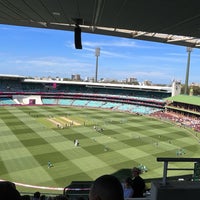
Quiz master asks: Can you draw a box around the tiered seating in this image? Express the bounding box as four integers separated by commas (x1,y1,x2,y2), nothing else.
86,100,105,107
59,99,74,105
0,77,168,115
42,98,57,104
101,102,121,109
130,105,161,115
0,97,15,105
0,79,22,92
117,104,134,111
72,100,89,106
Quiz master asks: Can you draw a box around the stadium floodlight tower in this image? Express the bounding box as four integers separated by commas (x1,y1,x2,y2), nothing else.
184,47,192,95
95,47,100,82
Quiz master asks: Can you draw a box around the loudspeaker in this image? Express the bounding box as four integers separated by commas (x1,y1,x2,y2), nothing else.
74,25,82,49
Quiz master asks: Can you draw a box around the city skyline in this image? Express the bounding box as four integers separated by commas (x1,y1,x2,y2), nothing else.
0,24,200,84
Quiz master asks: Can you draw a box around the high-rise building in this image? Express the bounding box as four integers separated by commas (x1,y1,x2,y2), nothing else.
71,74,81,81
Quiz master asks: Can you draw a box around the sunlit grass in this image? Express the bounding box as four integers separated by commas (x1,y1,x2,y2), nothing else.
0,105,199,194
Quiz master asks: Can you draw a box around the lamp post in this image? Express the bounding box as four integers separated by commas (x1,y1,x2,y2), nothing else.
184,47,192,95
95,48,100,82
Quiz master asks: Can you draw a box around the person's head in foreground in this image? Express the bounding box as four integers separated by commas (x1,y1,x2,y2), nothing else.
89,174,124,200
0,181,21,200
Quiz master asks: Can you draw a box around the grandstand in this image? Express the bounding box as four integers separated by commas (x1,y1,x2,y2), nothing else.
0,75,178,115
163,95,200,132
166,95,200,115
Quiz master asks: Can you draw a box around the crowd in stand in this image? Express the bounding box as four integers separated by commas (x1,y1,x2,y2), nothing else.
0,182,68,200
170,101,200,113
151,111,200,132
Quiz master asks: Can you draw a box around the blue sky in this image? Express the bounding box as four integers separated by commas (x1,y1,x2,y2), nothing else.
0,24,199,84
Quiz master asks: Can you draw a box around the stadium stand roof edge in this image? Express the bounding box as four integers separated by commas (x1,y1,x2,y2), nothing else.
0,74,25,79
166,95,200,106
23,78,172,92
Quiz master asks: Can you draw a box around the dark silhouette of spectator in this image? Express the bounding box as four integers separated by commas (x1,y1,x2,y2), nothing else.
21,194,31,200
0,181,21,200
121,177,134,198
76,197,85,200
89,174,124,200
129,167,146,198
46,196,53,200
33,191,41,200
53,194,68,200
40,194,46,200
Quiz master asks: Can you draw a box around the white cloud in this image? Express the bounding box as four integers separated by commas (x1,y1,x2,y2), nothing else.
66,37,158,50
72,46,129,59
83,39,137,48
13,56,92,68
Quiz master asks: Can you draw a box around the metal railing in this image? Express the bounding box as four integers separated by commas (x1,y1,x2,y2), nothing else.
157,157,200,185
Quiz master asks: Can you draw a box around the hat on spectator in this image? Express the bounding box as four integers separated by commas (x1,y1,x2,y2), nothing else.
132,167,141,174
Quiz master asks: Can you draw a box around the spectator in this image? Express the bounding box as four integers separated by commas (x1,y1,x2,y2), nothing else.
129,167,146,198
46,196,53,200
76,197,85,200
0,181,21,200
121,177,134,198
89,174,124,200
21,194,31,200
53,194,68,200
33,191,41,200
40,194,46,200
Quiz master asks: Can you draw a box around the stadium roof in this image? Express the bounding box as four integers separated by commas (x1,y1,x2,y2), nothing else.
1,0,200,48
23,78,172,93
166,95,200,106
0,74,25,79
